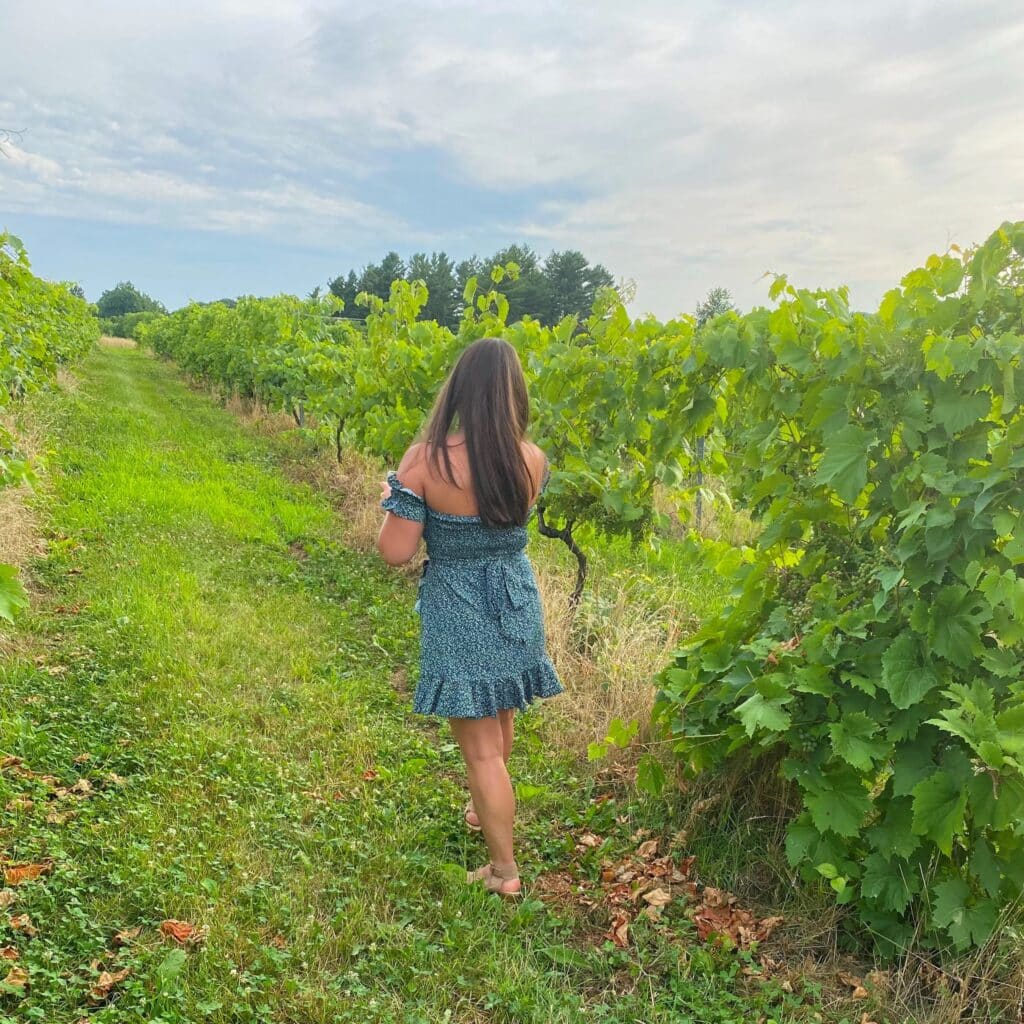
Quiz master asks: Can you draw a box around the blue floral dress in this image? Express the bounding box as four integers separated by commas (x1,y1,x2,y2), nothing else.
381,471,563,718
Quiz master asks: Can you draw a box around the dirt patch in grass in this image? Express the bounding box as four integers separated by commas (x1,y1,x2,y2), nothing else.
98,335,138,349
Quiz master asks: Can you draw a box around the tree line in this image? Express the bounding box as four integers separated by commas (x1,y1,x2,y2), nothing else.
326,245,616,327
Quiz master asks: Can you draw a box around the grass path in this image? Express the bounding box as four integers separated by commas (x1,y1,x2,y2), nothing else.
0,347,812,1023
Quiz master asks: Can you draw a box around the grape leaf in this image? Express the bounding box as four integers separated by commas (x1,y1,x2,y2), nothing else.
805,770,872,838
814,424,871,503
880,633,939,710
912,772,968,855
830,713,887,771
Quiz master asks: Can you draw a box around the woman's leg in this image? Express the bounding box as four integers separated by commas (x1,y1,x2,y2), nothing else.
465,709,515,829
450,715,520,891
498,708,515,762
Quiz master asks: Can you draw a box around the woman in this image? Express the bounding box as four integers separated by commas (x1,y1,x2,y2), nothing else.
377,336,563,896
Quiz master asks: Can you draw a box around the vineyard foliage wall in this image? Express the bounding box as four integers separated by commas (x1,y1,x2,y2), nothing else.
0,232,99,620
141,222,1024,953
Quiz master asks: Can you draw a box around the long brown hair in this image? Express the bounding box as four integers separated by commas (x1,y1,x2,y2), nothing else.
423,337,531,528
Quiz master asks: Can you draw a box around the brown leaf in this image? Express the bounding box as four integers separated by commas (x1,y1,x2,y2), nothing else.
606,911,630,947
0,891,14,910
756,915,784,941
2,965,28,990
639,905,663,922
605,882,632,906
9,914,37,937
105,773,126,787
701,887,734,909
269,934,287,949
839,971,865,991
636,838,659,859
576,832,602,848
73,753,92,765
865,969,890,993
112,927,141,947
4,862,52,886
360,769,378,781
694,904,735,943
675,855,697,881
4,798,33,812
860,1015,879,1024
0,756,23,771
852,986,869,1000
69,778,93,796
0,947,18,961
642,887,672,908
159,919,205,945
46,809,74,825
90,966,131,1002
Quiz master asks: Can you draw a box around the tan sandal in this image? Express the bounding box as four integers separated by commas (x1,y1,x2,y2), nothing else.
464,799,482,833
467,862,522,898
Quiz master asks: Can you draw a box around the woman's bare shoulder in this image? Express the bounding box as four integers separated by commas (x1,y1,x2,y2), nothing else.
521,440,547,470
396,442,430,493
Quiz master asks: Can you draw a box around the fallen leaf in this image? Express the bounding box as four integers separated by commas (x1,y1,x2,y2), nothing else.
4,863,52,887
606,911,630,947
269,934,287,949
577,832,602,848
160,919,206,945
702,887,734,909
70,778,93,796
105,773,126,787
860,1015,879,1024
852,986,869,1000
0,947,18,961
694,904,735,943
865,969,890,993
360,769,378,781
839,971,864,991
112,927,141,947
46,809,74,825
73,753,92,765
675,855,697,880
0,891,14,910
90,966,131,1002
642,887,672,908
636,838,659,859
0,756,23,771
9,914,37,937
4,798,33,812
639,905,662,922
2,965,28,990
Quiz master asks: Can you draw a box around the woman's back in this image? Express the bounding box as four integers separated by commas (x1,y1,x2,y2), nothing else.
398,434,547,522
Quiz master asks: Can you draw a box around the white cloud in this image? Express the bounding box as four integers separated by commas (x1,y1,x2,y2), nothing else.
0,0,1022,313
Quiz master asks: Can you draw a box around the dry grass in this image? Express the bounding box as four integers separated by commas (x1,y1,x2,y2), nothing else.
222,393,297,437
0,406,52,658
98,335,138,349
656,478,760,547
534,561,686,755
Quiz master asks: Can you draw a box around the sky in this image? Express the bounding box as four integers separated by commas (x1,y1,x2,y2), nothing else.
1,0,1022,318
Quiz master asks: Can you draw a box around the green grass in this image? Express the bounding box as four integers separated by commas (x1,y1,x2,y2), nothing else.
0,346,824,1023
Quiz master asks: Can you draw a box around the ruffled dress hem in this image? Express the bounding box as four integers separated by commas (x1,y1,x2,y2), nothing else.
413,657,563,719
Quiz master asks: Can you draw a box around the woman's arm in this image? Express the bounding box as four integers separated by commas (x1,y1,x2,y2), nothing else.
377,443,428,566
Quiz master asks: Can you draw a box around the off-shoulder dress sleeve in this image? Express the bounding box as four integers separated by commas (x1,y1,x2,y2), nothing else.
381,471,427,523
